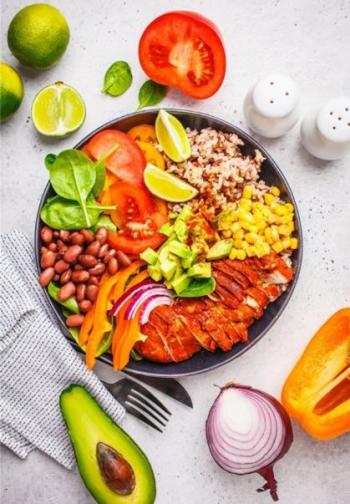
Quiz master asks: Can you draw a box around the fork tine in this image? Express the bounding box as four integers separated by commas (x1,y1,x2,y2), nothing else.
126,395,167,427
130,390,169,422
124,403,163,433
129,380,172,416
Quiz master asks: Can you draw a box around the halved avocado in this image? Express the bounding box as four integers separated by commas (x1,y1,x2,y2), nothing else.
60,385,156,504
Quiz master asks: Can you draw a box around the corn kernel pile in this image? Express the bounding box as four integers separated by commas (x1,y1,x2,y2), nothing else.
217,185,298,260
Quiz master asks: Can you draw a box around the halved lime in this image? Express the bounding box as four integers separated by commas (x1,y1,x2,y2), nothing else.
155,109,191,162
144,163,198,202
32,82,85,137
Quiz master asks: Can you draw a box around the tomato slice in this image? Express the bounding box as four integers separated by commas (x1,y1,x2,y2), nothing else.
109,182,155,227
139,11,226,99
108,231,166,255
85,129,146,185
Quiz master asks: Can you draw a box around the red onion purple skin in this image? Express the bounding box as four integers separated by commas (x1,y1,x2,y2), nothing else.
206,383,293,502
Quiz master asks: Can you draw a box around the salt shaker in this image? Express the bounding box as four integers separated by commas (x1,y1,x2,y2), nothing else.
300,97,350,160
243,73,300,138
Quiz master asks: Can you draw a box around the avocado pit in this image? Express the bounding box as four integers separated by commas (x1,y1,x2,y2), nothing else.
96,442,136,495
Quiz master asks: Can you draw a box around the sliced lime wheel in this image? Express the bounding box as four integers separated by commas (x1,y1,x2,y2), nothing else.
144,163,198,202
155,109,191,162
32,81,85,137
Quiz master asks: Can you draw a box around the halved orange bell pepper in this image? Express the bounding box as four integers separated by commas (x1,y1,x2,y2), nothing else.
281,308,350,440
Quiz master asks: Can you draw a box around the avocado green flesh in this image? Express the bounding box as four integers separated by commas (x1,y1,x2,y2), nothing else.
60,385,156,504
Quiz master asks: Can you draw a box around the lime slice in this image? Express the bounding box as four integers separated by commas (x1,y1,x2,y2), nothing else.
32,81,85,137
155,109,191,162
144,163,198,202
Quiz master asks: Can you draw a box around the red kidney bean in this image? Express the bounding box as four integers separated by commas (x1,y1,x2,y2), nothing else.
60,269,72,285
39,267,55,287
64,245,83,263
97,243,109,258
88,276,99,286
58,282,76,301
85,240,101,256
56,240,68,253
78,254,98,268
74,264,83,271
41,246,48,254
41,226,53,243
95,227,107,244
66,314,85,327
54,274,60,282
53,230,60,238
107,257,118,275
70,232,85,246
55,260,69,274
88,263,106,276
76,284,87,302
103,251,116,264
71,270,90,283
79,299,92,313
41,250,56,269
116,250,131,267
59,230,70,242
81,229,94,243
48,242,57,252
86,284,98,302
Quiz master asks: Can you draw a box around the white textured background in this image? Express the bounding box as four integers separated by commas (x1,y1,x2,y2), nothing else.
1,0,350,503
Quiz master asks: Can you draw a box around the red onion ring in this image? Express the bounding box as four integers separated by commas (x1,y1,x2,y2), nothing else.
206,384,293,501
124,288,173,320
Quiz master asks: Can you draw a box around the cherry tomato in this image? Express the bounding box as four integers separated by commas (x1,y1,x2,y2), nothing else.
85,129,146,185
138,11,226,99
128,124,157,143
109,182,155,227
108,231,166,256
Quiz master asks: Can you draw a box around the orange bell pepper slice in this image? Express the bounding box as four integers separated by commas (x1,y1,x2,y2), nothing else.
85,261,142,369
136,140,165,169
79,306,95,346
281,308,350,440
127,124,157,143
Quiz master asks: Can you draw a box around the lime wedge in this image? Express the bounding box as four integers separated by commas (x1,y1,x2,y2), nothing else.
155,109,191,162
32,81,85,137
144,163,198,202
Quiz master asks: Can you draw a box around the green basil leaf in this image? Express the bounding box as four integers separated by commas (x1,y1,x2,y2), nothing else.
45,153,56,170
137,80,167,111
178,277,216,298
102,60,132,97
48,150,96,227
40,195,114,230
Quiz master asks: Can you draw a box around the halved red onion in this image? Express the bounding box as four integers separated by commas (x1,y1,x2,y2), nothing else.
125,288,173,320
139,295,174,325
206,384,293,502
108,279,155,317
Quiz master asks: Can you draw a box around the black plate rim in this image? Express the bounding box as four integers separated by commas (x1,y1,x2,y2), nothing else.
35,108,303,378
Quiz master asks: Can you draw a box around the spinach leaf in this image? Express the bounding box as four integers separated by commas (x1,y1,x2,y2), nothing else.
178,277,216,298
91,144,119,197
48,150,96,227
137,80,167,110
102,61,132,97
48,282,80,313
40,195,115,230
45,153,56,170
92,215,117,233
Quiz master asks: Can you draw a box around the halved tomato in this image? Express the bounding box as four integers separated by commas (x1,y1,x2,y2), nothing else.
85,129,146,185
108,231,166,256
109,182,155,227
139,11,226,99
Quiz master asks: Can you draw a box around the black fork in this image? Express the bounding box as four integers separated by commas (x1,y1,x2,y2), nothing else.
103,378,171,433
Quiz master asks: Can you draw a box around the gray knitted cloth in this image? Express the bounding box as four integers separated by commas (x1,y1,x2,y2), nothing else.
0,230,125,469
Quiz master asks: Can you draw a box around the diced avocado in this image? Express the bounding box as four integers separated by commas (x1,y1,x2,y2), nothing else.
187,262,212,278
159,222,173,237
60,385,156,504
206,239,233,260
174,218,188,242
159,245,170,262
177,205,192,222
181,250,197,269
140,248,158,266
148,264,162,282
160,259,177,281
168,240,191,258
171,273,191,294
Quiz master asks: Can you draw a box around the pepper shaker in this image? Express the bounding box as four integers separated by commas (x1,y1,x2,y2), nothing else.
243,73,300,138
300,97,350,160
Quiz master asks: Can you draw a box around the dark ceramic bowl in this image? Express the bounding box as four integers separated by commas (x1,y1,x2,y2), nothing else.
35,109,303,377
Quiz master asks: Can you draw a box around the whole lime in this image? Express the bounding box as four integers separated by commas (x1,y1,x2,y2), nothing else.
7,4,70,70
0,62,24,121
